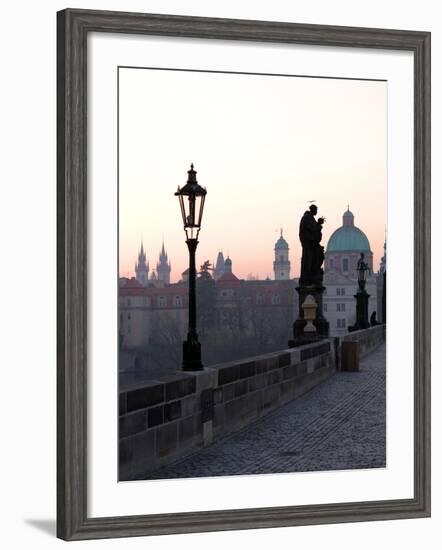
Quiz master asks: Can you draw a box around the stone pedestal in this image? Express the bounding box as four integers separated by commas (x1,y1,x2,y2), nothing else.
289,285,329,347
182,333,203,371
349,290,370,332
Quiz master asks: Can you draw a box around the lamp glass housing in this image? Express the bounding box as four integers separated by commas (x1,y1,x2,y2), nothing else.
175,164,207,240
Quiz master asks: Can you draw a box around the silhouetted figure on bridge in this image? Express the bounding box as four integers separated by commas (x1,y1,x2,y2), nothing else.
370,311,380,326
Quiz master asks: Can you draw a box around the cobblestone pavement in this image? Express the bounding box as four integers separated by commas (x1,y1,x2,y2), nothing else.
147,343,386,479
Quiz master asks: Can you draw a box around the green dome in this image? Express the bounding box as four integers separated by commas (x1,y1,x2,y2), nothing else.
327,226,371,252
326,209,371,253
275,236,289,250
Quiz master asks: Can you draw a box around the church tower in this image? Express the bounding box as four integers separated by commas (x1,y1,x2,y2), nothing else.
224,255,233,274
156,241,171,285
213,251,225,280
273,229,290,280
379,239,386,275
134,241,149,286
376,239,386,324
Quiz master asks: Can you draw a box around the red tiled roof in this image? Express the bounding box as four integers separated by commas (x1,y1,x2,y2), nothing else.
243,279,295,290
119,287,146,297
218,272,240,283
147,285,187,296
124,278,142,288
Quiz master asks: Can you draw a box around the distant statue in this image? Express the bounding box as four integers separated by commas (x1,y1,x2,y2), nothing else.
299,204,325,286
370,311,380,326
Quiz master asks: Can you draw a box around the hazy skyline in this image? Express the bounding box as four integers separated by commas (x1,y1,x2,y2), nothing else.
119,68,387,281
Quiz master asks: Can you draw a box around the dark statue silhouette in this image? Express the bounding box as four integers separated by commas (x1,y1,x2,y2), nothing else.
290,204,329,346
299,204,325,286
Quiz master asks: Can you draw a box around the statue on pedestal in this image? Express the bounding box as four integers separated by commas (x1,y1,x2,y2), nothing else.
290,204,329,346
299,204,325,287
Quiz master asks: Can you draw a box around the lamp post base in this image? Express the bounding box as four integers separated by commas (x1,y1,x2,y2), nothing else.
348,291,370,332
182,333,203,371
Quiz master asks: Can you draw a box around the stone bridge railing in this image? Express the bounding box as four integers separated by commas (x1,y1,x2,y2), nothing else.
119,324,385,480
340,324,386,357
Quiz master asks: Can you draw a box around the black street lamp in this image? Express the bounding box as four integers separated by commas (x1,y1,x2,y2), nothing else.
175,164,207,371
349,252,370,331
357,252,368,292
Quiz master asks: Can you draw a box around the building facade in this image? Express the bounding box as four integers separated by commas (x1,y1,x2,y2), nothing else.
119,249,297,371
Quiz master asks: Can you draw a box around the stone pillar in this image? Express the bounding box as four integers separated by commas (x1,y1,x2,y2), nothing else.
349,290,370,332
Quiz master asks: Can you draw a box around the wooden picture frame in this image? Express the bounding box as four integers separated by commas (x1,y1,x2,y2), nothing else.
57,8,431,541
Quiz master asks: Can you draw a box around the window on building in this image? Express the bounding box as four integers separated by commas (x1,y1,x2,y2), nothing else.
158,296,166,307
329,259,334,269
323,303,327,312
337,288,341,296
127,298,131,306
280,272,284,277
279,255,284,262
336,303,346,312
256,294,263,304
221,311,230,325
127,312,131,320
341,287,346,296
342,258,349,272
174,295,182,306
271,294,280,305
337,318,346,328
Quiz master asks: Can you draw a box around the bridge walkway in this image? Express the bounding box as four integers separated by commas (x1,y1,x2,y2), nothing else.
146,343,386,479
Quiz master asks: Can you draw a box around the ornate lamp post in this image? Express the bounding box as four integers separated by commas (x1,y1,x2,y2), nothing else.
175,164,207,371
357,253,368,291
349,252,371,331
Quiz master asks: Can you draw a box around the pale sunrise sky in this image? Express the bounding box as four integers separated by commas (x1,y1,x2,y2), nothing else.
119,67,387,281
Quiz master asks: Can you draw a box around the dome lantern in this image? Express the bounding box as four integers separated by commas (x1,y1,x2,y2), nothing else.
343,205,355,227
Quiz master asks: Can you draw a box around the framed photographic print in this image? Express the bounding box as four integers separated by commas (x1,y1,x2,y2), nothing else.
57,8,431,541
